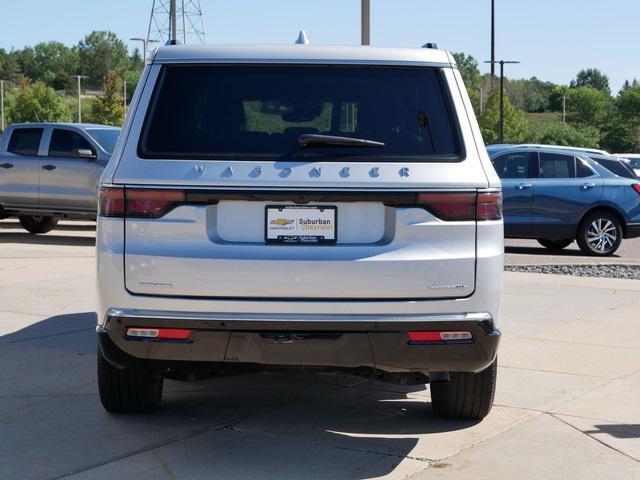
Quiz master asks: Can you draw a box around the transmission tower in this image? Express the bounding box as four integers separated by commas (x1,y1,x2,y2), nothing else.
147,0,207,45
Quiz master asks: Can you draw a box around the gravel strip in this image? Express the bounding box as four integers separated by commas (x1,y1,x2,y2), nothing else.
505,264,640,280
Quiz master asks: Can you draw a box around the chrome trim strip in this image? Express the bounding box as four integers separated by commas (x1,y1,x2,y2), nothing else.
103,308,491,324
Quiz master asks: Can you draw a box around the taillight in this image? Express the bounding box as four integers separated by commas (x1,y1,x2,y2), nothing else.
126,189,185,218
632,184,640,195
416,191,502,221
477,192,503,220
417,193,476,221
98,187,125,217
98,187,185,218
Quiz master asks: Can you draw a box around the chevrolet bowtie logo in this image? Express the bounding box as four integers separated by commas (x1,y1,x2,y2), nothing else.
270,218,295,226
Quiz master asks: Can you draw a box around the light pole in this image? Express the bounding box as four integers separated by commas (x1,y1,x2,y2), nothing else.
361,0,370,45
491,0,496,89
130,38,159,63
0,80,5,132
71,75,88,123
485,60,520,143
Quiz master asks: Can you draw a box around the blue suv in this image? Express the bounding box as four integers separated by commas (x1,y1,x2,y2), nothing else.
488,145,640,256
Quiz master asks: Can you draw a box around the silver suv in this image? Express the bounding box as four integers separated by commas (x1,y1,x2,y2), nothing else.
96,44,504,420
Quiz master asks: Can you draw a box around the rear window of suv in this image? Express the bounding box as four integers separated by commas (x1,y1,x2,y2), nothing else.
138,65,462,161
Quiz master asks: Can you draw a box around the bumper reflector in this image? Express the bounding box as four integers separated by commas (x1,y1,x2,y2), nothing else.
408,331,472,343
126,328,192,340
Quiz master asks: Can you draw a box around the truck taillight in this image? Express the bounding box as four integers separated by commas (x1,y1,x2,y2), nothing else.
417,192,502,221
98,187,186,218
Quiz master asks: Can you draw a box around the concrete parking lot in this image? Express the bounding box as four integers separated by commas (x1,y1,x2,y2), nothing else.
1,219,639,479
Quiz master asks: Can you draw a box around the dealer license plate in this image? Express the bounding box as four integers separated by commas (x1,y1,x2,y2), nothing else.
265,205,337,244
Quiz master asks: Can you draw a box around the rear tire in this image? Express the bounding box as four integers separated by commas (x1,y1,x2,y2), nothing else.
97,347,163,414
576,211,622,256
537,238,572,250
19,215,59,234
430,359,497,420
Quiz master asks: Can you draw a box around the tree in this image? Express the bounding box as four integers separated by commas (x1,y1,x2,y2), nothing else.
8,81,71,123
527,122,601,148
452,52,481,112
602,84,640,152
479,92,528,144
91,71,124,126
570,68,611,96
506,77,554,113
77,31,130,86
32,42,79,90
565,87,611,128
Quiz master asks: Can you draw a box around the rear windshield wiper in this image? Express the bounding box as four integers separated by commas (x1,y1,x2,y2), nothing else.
298,134,385,148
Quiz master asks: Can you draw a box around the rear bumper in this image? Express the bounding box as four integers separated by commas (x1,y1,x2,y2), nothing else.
97,309,500,376
625,223,640,239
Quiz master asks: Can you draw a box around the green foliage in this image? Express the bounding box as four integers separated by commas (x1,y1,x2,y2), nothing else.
479,93,528,144
506,77,554,113
91,71,124,126
565,87,611,127
452,52,481,112
77,31,130,85
602,84,640,152
527,122,601,148
571,68,611,96
8,81,71,123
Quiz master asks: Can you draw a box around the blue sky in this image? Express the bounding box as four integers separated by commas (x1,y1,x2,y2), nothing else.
1,1,638,92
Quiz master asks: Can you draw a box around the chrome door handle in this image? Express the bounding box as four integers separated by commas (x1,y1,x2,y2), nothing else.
581,183,596,190
42,164,56,171
516,183,532,190
0,163,13,169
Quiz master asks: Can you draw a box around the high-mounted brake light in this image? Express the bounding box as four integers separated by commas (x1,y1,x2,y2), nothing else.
126,327,192,340
632,184,640,195
408,331,473,344
98,187,186,218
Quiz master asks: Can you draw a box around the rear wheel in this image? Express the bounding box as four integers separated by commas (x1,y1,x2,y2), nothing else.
18,215,59,234
430,359,497,420
577,211,622,256
537,238,573,250
97,348,163,414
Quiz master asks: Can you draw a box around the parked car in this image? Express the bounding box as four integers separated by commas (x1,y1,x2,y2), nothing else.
96,44,504,420
0,123,121,233
488,145,640,255
614,153,640,177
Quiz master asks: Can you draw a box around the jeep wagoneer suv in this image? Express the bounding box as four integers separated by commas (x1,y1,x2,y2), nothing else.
96,44,503,420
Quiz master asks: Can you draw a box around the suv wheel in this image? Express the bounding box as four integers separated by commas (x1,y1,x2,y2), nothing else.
430,359,497,420
537,238,573,250
577,211,622,256
18,215,59,234
97,348,163,413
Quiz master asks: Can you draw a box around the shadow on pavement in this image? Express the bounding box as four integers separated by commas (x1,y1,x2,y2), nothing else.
586,424,640,439
0,231,95,246
505,245,621,259
1,311,480,479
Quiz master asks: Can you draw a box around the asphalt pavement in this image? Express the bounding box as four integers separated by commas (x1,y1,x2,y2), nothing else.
0,219,639,479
